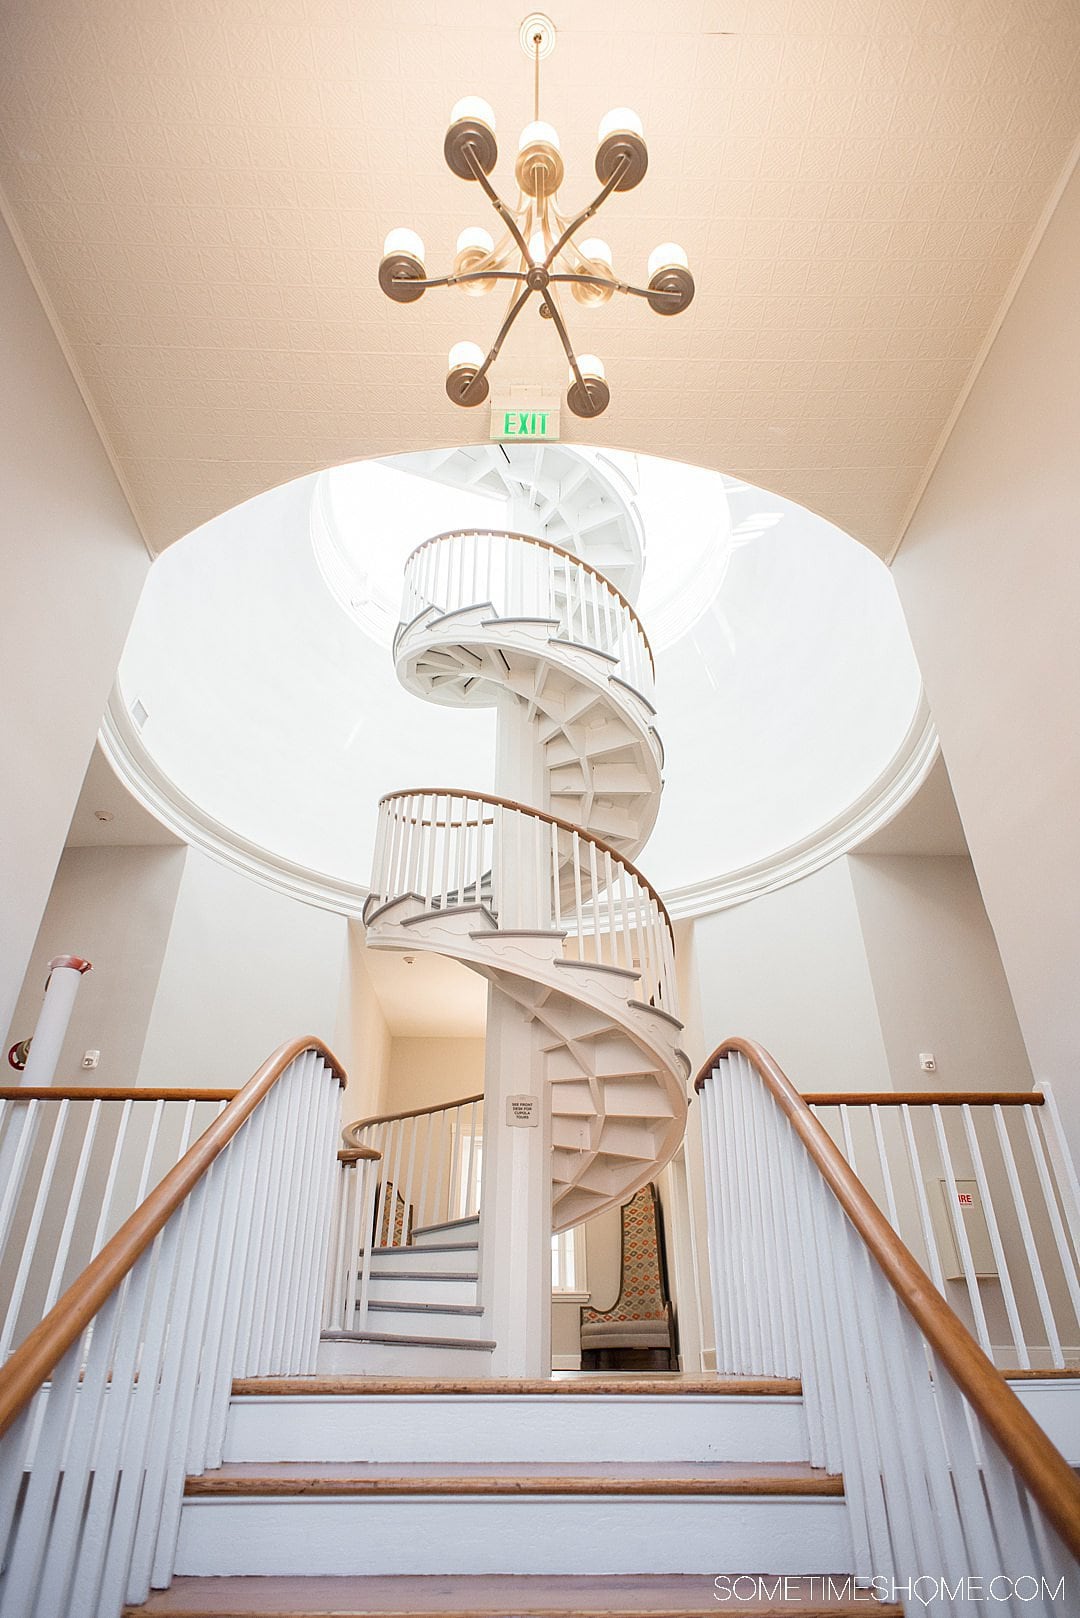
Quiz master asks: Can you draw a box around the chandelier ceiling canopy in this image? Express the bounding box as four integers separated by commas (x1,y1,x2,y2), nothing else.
377,13,696,418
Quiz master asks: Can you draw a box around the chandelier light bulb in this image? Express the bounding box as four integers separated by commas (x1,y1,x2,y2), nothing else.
566,353,610,418
450,96,496,132
383,227,425,263
646,241,694,316
445,97,498,179
578,237,612,269
457,226,494,255
574,354,605,381
379,228,427,302
647,242,689,279
446,339,490,407
597,107,644,143
528,231,547,264
454,226,497,295
570,238,614,305
449,340,485,371
518,119,560,152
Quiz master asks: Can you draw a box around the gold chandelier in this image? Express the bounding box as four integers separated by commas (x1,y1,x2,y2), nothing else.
377,14,695,418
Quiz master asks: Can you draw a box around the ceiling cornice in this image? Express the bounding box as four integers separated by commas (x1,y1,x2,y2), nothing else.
101,681,938,927
888,130,1080,567
0,179,154,558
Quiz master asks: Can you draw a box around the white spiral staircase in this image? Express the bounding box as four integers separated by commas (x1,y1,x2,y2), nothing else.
363,527,689,1245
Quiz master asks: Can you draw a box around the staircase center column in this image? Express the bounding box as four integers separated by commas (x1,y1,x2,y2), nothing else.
481,688,552,1378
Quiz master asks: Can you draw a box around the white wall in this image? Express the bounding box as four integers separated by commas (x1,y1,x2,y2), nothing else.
689,858,892,1093
137,849,348,1088
849,854,1033,1093
5,845,185,1083
0,217,148,1040
891,157,1080,1148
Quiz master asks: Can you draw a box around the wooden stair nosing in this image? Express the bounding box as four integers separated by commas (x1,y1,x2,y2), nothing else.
184,1463,843,1499
233,1375,804,1398
320,1330,497,1352
365,1301,485,1317
366,1270,478,1284
371,1242,478,1255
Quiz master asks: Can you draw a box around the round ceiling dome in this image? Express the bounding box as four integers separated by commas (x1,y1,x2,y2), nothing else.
104,448,930,915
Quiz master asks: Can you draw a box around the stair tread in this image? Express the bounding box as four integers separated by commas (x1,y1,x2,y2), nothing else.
321,1330,496,1351
124,1572,901,1616
367,1271,478,1283
411,1216,480,1237
185,1461,840,1497
372,1243,478,1254
233,1375,803,1397
366,1301,485,1316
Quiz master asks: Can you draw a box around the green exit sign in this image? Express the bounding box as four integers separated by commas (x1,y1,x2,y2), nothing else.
491,403,560,442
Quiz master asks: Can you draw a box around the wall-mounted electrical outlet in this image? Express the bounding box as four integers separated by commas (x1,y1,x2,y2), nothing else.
81,1050,100,1069
919,1052,937,1073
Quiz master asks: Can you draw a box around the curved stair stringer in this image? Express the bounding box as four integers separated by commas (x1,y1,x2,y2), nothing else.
395,605,664,860
363,905,690,1232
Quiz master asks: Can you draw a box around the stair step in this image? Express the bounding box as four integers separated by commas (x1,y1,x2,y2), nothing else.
172,1462,853,1577
223,1378,809,1465
125,1571,902,1615
369,1245,478,1275
410,1215,480,1246
362,1302,490,1339
366,1273,478,1306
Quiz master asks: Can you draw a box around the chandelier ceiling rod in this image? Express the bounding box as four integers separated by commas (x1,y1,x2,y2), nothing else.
377,13,695,418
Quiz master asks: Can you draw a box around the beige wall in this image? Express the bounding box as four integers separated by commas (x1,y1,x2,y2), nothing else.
890,156,1080,1150
335,923,393,1122
689,858,892,1093
0,217,148,1041
386,1036,486,1115
137,849,348,1088
849,853,1033,1093
6,845,185,1083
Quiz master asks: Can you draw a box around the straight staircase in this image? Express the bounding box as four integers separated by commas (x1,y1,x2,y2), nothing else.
125,1375,891,1616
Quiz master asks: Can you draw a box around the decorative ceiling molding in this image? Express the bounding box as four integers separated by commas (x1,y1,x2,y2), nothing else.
101,680,938,927
888,127,1080,567
663,698,939,921
99,693,368,918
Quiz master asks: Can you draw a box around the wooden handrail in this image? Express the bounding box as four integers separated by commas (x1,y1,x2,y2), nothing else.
338,1146,382,1164
405,526,654,671
0,1036,346,1442
342,1091,483,1148
0,1086,241,1102
377,787,675,943
694,1037,1080,1560
803,1091,1044,1108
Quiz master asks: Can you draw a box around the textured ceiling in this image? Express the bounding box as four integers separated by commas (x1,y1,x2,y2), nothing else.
1,0,1078,556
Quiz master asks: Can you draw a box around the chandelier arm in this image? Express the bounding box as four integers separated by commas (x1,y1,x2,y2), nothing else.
543,157,629,268
397,269,530,292
548,272,684,303
538,290,593,409
461,284,535,400
463,144,534,263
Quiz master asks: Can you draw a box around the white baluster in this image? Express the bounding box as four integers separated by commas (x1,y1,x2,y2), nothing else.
961,1104,1030,1368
